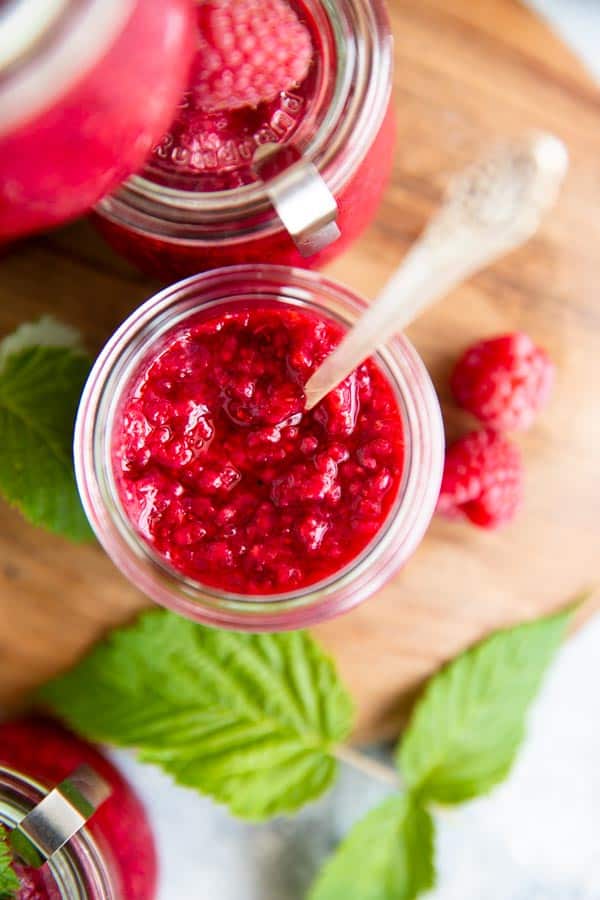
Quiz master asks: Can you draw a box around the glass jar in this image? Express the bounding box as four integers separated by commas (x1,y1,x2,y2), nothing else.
92,0,394,280
0,718,157,900
75,265,444,631
0,0,195,241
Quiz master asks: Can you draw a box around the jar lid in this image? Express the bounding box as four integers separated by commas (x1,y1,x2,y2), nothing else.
0,0,135,138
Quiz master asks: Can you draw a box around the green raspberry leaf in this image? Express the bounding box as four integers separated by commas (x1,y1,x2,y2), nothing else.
0,335,92,541
0,826,20,899
39,609,354,820
309,793,434,900
0,316,85,370
398,606,572,804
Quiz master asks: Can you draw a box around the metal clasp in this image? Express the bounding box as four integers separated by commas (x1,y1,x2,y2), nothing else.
253,143,341,257
10,765,111,868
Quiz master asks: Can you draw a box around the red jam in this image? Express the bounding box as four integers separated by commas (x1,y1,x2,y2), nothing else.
95,102,395,280
0,718,157,900
113,305,404,594
12,862,59,900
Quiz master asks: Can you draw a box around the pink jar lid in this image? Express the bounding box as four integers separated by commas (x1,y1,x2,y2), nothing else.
0,0,195,239
0,0,135,137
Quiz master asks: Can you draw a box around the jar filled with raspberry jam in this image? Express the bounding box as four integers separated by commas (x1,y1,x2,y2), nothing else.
75,265,443,631
92,0,395,279
0,0,194,241
0,718,157,900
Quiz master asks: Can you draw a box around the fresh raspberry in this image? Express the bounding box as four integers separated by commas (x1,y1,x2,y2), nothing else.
437,429,523,528
192,0,313,112
451,332,555,431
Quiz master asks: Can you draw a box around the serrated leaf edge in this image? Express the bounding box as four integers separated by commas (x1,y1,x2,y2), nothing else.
397,606,573,802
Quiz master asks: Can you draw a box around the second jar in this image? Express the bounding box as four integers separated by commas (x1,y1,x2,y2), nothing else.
93,0,394,279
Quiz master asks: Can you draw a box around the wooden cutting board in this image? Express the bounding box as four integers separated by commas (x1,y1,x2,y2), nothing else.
0,0,599,741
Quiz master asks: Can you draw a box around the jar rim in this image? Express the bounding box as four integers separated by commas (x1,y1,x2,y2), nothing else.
75,264,444,631
0,0,136,136
0,767,116,900
95,0,393,240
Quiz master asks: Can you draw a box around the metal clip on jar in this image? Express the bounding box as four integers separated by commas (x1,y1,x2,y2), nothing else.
93,0,395,280
0,766,116,899
0,0,194,241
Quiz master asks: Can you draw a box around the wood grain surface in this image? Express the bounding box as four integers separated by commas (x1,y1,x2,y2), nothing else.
0,0,599,741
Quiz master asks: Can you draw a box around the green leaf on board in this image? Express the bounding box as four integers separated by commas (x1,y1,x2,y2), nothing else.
0,316,84,372
0,335,92,541
39,609,354,820
397,606,573,804
309,793,434,900
0,826,19,900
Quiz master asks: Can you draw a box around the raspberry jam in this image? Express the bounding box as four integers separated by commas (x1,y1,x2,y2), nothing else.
0,718,157,900
0,0,194,242
114,305,404,594
75,266,444,629
93,0,394,279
